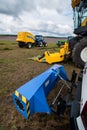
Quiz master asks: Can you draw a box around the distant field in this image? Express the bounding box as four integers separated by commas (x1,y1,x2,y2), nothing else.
0,35,67,44
0,35,16,41
0,38,80,130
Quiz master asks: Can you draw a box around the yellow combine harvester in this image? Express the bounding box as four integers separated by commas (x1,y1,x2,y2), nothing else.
32,42,70,64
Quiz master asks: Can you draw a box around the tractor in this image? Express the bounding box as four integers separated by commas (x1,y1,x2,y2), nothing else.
35,35,47,47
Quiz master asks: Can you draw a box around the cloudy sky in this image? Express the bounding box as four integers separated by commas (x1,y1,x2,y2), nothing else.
0,0,74,37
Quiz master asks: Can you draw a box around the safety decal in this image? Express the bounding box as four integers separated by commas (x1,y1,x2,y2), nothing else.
15,90,30,118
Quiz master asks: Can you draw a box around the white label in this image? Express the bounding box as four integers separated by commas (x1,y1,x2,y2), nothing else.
45,80,50,87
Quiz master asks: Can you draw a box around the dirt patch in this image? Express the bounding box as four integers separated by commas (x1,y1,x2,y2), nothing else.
0,37,80,130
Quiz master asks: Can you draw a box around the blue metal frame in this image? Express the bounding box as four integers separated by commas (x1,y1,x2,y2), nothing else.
12,64,68,119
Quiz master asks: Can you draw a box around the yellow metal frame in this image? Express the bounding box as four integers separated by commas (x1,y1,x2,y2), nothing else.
34,42,70,64
72,0,80,8
81,18,87,27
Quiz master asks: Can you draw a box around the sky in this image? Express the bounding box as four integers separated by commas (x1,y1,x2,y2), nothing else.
0,0,74,37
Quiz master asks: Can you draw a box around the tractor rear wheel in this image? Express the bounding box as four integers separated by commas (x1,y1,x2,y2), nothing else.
18,42,23,48
39,42,43,47
72,37,87,68
27,43,32,49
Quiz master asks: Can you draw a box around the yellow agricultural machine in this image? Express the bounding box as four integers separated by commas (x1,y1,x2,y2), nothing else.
16,32,35,48
16,32,47,48
31,42,70,64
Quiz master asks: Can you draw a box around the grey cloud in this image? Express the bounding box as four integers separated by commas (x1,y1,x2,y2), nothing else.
0,0,70,17
30,21,72,36
0,0,36,17
0,0,73,36
37,0,71,14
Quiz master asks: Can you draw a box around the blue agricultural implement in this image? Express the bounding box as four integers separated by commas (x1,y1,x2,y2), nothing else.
12,64,68,120
12,62,87,130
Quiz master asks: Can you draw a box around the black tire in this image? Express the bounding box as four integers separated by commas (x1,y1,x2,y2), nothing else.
27,43,32,49
18,42,23,48
39,42,43,47
44,43,47,47
68,36,79,51
72,37,87,68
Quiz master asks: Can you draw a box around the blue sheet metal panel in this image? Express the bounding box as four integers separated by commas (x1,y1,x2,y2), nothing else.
48,64,68,81
43,76,52,97
43,73,58,97
59,66,69,80
34,87,51,113
12,66,56,119
42,65,68,96
42,64,60,96
16,71,51,100
16,64,62,100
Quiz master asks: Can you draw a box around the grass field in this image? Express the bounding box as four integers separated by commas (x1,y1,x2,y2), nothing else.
0,40,80,130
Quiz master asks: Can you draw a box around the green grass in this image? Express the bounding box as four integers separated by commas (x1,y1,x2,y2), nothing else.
0,40,59,51
0,39,76,130
0,40,17,50
0,58,7,63
0,40,16,45
0,125,4,130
